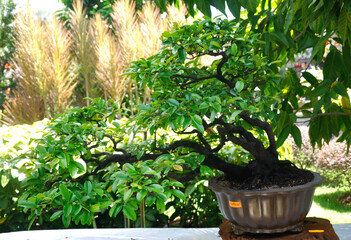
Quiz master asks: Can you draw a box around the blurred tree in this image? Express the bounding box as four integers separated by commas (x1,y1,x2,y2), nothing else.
0,0,16,110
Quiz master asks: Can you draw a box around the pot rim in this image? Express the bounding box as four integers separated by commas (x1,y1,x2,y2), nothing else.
208,170,323,196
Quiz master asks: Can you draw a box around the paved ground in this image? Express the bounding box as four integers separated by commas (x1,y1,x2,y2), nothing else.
0,225,350,240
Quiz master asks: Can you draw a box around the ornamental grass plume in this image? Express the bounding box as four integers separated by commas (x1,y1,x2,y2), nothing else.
69,0,97,106
93,13,127,104
111,0,189,112
2,8,48,124
45,16,77,116
2,7,77,125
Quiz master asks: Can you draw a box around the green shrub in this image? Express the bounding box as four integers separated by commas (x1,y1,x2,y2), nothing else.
315,139,351,190
0,120,47,231
12,98,188,229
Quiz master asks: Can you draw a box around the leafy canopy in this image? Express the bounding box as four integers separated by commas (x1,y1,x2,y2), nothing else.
156,0,351,148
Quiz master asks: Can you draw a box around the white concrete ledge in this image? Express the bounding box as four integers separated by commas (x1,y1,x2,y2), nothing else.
0,225,350,240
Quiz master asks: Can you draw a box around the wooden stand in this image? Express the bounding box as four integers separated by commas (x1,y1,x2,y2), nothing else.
218,217,339,240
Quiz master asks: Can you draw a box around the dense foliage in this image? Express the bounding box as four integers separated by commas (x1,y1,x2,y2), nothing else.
316,140,351,191
13,17,299,228
157,0,351,149
5,0,351,230
0,121,47,231
15,99,191,228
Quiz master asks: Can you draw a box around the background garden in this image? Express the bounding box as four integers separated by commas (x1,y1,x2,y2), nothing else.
1,0,351,233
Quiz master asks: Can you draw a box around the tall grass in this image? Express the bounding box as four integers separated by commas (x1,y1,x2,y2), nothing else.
2,0,189,125
93,14,127,104
2,8,77,124
110,0,189,113
69,0,97,106
45,16,77,116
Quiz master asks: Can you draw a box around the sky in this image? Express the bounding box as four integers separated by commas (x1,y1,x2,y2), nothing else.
13,1,233,19
14,0,65,16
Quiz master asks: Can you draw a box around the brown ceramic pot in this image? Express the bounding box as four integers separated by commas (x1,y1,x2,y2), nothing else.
209,171,323,234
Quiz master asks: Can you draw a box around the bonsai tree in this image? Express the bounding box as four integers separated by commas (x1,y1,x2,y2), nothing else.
16,0,351,229
17,18,312,228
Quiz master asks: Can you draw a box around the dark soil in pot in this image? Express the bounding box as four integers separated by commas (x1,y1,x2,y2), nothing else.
219,161,314,190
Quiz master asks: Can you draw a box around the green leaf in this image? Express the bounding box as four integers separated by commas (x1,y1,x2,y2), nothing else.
50,210,63,221
136,189,148,202
84,181,92,195
156,198,166,213
59,184,71,201
343,41,351,72
99,120,107,127
177,48,186,63
123,163,135,172
235,81,244,92
185,184,196,197
19,200,36,209
124,188,133,202
323,46,342,80
148,184,164,193
210,0,226,15
90,203,101,213
210,40,221,49
145,195,156,206
231,43,238,55
199,102,210,110
338,6,348,40
123,204,137,221
284,3,294,34
93,188,104,196
156,192,168,202
162,31,171,38
114,172,131,182
310,81,330,98
1,173,9,188
270,31,291,47
227,0,241,19
109,204,122,218
302,72,318,85
333,82,348,97
229,110,242,122
276,125,291,148
63,203,72,217
311,33,332,60
71,204,82,217
68,164,78,177
212,102,222,113
62,125,71,134
36,145,47,154
171,189,185,200
291,125,302,148
62,215,71,228
240,0,259,13
191,114,204,133
196,0,212,17
200,165,213,176
100,201,113,209
167,98,180,107
138,104,151,111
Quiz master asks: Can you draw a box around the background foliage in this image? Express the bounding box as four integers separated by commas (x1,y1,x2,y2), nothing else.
0,0,16,111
